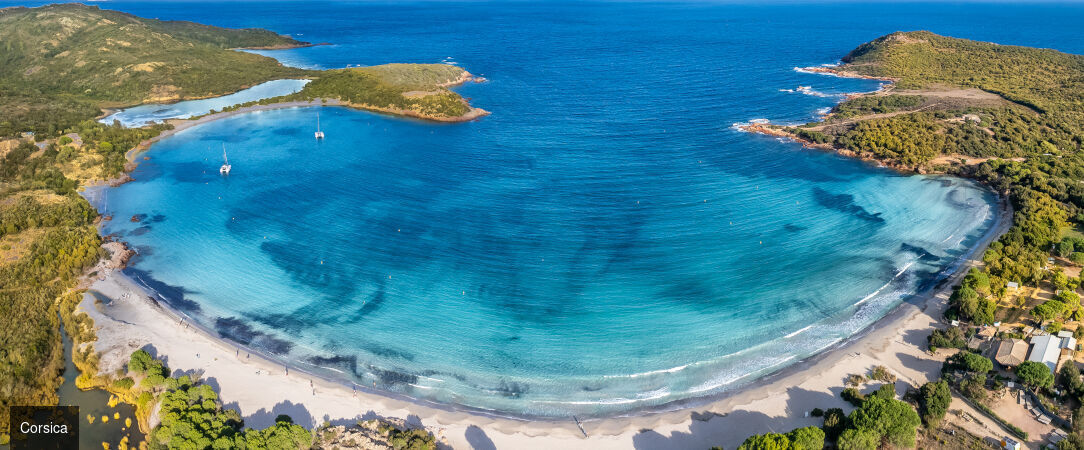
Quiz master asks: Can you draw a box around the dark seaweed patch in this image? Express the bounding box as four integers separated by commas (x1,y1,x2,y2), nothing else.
123,267,201,313
341,283,386,322
130,161,162,182
250,312,311,335
214,316,294,355
307,354,358,375
812,187,884,223
128,226,152,236
494,380,529,398
215,317,259,344
899,243,941,263
170,161,217,184
656,279,716,304
273,126,306,136
369,366,418,386
783,223,807,233
365,344,416,362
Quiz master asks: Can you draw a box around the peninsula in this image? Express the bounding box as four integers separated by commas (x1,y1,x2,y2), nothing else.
736,31,1084,449
0,2,486,141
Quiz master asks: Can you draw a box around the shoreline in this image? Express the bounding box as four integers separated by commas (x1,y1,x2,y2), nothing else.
76,177,1012,448
71,62,1019,448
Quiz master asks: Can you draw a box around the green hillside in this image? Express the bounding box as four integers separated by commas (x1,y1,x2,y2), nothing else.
295,64,472,118
841,31,1084,115
0,3,311,137
773,32,1084,334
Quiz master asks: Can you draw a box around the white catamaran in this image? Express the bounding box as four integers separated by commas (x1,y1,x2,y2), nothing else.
315,112,325,139
219,145,232,175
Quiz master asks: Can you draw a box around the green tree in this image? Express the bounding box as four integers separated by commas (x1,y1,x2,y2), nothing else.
952,286,981,321
836,428,878,450
928,327,966,349
128,349,153,373
847,396,921,448
1017,361,1055,390
786,426,824,450
822,408,846,441
1060,363,1084,397
1072,253,1084,266
1057,290,1081,309
951,351,993,374
918,380,951,427
1057,433,1084,450
1032,300,1067,323
737,433,793,450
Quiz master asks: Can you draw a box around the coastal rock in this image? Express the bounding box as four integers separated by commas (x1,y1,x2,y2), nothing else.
101,241,135,270
109,173,134,187
796,66,898,82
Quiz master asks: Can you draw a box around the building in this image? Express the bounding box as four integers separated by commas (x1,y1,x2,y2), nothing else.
995,339,1029,367
1007,281,1020,290
1028,334,1077,372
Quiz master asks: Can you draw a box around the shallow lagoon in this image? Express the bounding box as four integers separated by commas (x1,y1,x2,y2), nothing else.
101,79,309,127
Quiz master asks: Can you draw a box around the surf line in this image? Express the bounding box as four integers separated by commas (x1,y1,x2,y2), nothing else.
854,260,916,307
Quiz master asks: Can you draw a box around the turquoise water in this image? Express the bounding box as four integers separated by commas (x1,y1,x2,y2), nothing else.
96,105,996,417
68,0,1084,418
101,79,309,127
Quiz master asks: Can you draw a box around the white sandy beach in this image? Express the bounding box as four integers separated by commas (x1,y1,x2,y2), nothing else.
74,188,1016,449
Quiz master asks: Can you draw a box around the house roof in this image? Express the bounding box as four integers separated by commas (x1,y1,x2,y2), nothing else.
996,339,1028,366
1029,335,1077,372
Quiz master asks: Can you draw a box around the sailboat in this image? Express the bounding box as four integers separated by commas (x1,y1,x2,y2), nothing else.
315,112,325,139
219,145,231,175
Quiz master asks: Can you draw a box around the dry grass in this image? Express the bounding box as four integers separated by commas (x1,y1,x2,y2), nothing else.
0,227,44,266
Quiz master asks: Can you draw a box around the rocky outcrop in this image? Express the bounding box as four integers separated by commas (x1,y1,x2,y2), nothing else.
314,419,439,450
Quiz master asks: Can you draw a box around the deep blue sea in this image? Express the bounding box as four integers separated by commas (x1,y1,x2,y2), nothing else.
36,0,1084,417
